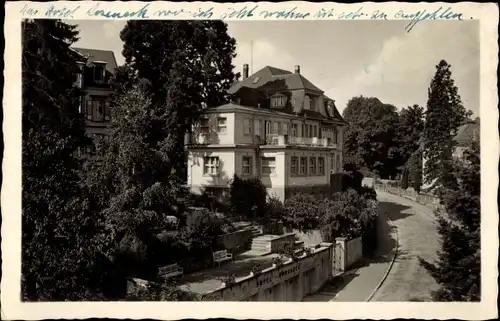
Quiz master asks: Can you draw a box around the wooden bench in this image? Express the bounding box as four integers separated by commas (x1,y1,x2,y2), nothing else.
213,250,233,267
158,263,183,280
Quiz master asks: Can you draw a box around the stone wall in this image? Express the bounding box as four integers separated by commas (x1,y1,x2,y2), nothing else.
216,229,253,254
202,244,333,301
345,237,363,269
380,186,440,210
270,233,296,253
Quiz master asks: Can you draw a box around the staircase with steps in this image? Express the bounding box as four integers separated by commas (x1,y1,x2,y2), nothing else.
248,235,274,256
250,225,263,237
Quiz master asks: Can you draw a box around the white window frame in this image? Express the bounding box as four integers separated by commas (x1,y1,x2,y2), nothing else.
254,119,261,137
299,157,307,175
309,157,316,175
243,118,253,135
93,64,106,83
290,156,298,176
291,124,298,137
203,156,220,175
283,123,289,136
217,117,227,134
318,157,325,176
310,96,316,111
200,118,210,134
242,156,252,176
261,157,276,175
271,122,279,135
270,95,286,108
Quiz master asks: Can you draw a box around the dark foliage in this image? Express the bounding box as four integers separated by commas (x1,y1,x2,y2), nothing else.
420,140,480,301
343,96,402,178
229,175,268,221
422,60,471,187
22,19,109,301
120,20,237,181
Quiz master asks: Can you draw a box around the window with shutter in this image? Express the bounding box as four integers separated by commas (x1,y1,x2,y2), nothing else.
105,101,111,121
86,100,93,120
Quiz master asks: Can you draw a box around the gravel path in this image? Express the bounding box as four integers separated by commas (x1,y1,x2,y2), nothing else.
371,190,440,302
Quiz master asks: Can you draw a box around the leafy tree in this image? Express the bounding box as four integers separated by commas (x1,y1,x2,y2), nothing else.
343,96,402,178
420,139,480,301
120,21,237,180
21,19,109,300
422,60,471,187
84,85,192,286
229,175,267,221
319,189,377,242
397,104,424,164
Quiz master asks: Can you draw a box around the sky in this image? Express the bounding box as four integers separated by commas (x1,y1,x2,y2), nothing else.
72,20,479,116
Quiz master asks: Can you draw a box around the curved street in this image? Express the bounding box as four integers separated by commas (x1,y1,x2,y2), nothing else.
371,190,440,302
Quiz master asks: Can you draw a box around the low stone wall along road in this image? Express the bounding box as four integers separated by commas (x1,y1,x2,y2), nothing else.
371,190,440,302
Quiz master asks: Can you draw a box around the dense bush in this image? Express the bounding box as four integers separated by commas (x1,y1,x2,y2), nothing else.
283,193,321,231
319,189,378,243
229,175,267,220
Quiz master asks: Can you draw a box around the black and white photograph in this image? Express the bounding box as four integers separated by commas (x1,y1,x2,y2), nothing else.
2,1,498,320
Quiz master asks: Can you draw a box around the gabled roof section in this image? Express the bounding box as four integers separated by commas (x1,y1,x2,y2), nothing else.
324,95,348,124
229,66,323,94
72,47,118,74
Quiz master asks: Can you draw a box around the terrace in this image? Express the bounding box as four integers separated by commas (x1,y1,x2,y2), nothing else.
263,134,339,149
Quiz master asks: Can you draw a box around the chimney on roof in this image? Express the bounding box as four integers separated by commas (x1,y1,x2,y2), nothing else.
243,64,249,79
294,65,300,74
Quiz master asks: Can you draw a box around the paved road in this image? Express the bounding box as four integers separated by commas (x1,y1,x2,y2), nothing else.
371,190,440,302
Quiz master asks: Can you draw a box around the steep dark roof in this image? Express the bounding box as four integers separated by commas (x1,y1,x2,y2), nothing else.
229,66,323,94
454,120,479,146
324,95,347,124
72,47,118,74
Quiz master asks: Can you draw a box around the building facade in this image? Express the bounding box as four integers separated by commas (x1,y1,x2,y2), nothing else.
72,47,117,156
186,64,348,201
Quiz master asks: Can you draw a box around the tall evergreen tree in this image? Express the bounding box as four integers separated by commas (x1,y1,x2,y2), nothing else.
22,20,106,300
119,20,237,180
420,139,480,301
422,60,471,187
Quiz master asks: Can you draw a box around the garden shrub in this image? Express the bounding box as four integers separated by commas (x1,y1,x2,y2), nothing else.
283,193,320,231
229,175,267,221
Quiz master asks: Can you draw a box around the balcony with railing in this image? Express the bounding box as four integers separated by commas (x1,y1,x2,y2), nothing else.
263,134,339,149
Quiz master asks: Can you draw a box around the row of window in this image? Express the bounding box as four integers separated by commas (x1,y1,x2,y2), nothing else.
203,156,276,176
200,117,227,134
199,116,340,142
203,154,341,177
290,156,326,176
244,118,339,142
269,94,318,111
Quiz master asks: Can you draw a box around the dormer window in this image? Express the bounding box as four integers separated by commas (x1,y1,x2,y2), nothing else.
252,77,261,84
270,94,286,108
310,96,317,111
93,61,107,83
